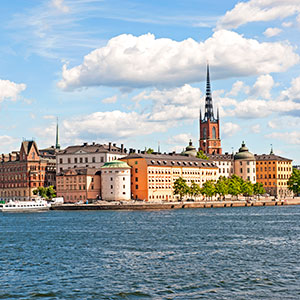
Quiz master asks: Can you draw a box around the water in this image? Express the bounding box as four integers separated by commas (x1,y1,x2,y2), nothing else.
0,206,300,299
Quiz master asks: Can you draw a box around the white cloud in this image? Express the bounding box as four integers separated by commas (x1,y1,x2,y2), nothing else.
222,122,240,137
167,133,194,145
250,74,274,99
58,30,299,90
217,0,300,30
268,121,277,128
62,110,171,142
51,0,70,13
282,21,293,27
0,136,18,147
102,95,118,104
0,79,26,102
266,131,300,145
226,80,246,96
43,115,56,120
280,76,300,101
251,124,261,133
263,27,282,37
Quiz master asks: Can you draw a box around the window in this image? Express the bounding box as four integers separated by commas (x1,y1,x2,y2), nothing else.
240,168,243,173
85,157,88,163
110,177,113,181
68,158,71,164
247,168,250,173
203,127,207,139
135,168,138,173
59,158,63,164
91,178,94,182
136,185,138,189
123,185,125,189
212,127,216,139
135,161,138,165
101,157,104,163
92,157,95,163
123,177,125,181
75,158,78,163
111,185,113,189
80,158,83,163
135,177,138,182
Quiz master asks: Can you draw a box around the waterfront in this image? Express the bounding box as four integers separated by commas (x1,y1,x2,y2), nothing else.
1,206,300,299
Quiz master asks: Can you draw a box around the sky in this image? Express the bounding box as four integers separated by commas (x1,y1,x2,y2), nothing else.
0,0,299,164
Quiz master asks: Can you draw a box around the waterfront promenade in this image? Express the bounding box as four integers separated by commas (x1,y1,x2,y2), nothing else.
51,197,300,211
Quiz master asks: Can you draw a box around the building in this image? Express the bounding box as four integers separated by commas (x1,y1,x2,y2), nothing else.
121,152,219,202
255,150,293,197
56,168,101,203
233,142,256,183
0,141,52,201
100,160,131,201
207,153,234,179
199,65,222,155
56,142,126,174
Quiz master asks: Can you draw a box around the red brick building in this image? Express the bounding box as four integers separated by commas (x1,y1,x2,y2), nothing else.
0,141,54,201
199,65,222,155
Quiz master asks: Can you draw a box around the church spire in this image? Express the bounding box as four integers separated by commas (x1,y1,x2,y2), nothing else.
56,117,60,150
204,64,215,121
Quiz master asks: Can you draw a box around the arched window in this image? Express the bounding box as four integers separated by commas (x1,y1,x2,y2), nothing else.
212,127,216,139
203,128,207,139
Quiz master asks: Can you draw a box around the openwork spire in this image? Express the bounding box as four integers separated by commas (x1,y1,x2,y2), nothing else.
56,117,60,150
202,64,216,122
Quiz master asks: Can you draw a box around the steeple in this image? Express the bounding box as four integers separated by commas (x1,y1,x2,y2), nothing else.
270,144,274,155
55,117,60,150
203,64,215,122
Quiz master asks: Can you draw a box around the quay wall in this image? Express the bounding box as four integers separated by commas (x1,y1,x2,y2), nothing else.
51,198,300,211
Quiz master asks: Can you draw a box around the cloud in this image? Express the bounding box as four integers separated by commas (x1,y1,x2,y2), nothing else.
282,21,293,27
167,133,194,145
43,115,56,120
102,95,117,104
266,131,300,145
58,30,299,90
62,110,171,142
222,122,240,137
280,76,300,101
263,27,282,37
250,74,274,99
217,0,300,30
51,0,70,13
0,136,18,150
226,80,247,96
250,124,261,133
268,121,277,129
0,79,26,102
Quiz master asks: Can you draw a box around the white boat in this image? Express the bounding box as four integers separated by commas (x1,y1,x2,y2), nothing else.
0,199,51,212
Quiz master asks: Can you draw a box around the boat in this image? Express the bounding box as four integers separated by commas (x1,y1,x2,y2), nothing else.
0,199,51,212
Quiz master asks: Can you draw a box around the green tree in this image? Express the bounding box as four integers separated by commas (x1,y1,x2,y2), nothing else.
196,150,209,160
215,176,229,200
241,181,254,197
46,186,56,199
173,177,189,200
189,181,201,199
146,148,154,154
33,186,56,200
201,180,216,200
253,182,265,198
287,169,300,196
228,175,242,200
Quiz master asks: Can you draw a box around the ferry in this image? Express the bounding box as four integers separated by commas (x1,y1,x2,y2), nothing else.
0,199,51,212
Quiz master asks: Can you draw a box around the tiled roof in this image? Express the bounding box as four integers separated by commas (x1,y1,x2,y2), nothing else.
254,154,292,162
58,143,124,154
206,153,233,161
57,168,101,176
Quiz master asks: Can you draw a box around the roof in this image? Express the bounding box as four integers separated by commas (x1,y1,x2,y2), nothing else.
57,168,101,176
101,160,130,169
181,140,197,157
21,140,40,156
206,153,233,161
122,153,217,168
234,142,255,161
58,143,124,155
255,154,292,162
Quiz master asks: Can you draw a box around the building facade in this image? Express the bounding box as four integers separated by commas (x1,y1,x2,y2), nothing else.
56,142,126,174
121,153,219,202
255,152,293,197
101,161,131,201
0,141,52,201
56,168,101,203
199,65,222,155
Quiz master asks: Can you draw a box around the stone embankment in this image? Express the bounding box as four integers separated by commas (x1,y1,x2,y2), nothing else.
51,198,300,211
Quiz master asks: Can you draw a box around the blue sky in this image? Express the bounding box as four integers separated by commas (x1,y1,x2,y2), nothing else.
0,0,300,164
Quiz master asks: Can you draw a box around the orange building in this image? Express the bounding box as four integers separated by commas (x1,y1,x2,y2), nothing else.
121,152,218,202
56,168,101,203
255,152,293,197
0,141,52,201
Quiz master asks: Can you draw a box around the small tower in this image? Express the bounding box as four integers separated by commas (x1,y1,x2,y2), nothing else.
199,64,222,154
55,117,61,150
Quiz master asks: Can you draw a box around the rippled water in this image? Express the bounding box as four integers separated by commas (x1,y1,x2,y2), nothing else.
1,206,300,299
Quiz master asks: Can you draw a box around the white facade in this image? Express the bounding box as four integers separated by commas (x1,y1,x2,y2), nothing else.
234,160,256,183
101,167,131,201
56,143,125,174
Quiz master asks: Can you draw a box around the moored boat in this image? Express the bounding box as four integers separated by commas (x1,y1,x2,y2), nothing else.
0,199,51,212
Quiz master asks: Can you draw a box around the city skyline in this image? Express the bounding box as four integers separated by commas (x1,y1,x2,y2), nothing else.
0,0,300,164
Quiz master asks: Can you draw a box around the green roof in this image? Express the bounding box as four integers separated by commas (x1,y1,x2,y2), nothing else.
101,160,130,169
234,142,255,161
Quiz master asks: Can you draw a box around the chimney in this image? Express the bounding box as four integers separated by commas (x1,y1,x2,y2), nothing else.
83,142,88,146
92,142,95,145
113,143,116,147
124,148,127,153
109,142,112,151
121,144,124,152
138,150,140,154
133,149,136,153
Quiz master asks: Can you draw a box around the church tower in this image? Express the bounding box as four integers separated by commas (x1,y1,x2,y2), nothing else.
55,117,61,150
199,65,222,154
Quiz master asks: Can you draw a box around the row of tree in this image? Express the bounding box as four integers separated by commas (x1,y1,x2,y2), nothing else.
173,175,266,200
33,186,56,200
287,169,300,196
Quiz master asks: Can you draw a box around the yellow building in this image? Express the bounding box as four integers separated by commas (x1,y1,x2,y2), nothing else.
255,152,293,198
121,152,218,202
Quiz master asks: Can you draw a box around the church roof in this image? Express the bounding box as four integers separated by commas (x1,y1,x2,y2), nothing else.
234,142,255,161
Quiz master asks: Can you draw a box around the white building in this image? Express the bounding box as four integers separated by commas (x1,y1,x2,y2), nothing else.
233,142,256,183
100,160,131,201
206,153,234,179
56,142,126,174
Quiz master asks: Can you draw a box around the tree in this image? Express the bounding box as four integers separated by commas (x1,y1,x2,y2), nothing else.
173,177,189,200
215,176,229,200
146,148,154,154
253,182,265,197
189,181,201,199
288,169,300,196
241,181,254,197
201,180,216,200
33,186,56,200
228,175,242,200
196,150,209,160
